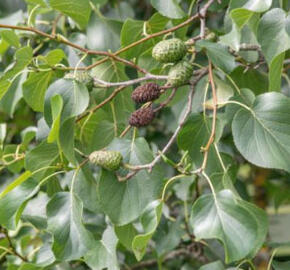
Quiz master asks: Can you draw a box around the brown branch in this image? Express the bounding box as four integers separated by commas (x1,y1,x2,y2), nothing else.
200,61,217,171
1,228,27,262
154,88,177,113
127,243,208,270
0,23,147,74
82,7,214,69
76,85,127,123
93,73,168,88
51,13,62,37
121,68,209,180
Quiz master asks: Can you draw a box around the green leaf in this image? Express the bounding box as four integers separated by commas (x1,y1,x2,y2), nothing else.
273,260,290,270
230,0,272,28
44,49,66,66
219,22,241,51
268,52,285,91
49,0,91,29
120,13,169,59
190,189,268,263
25,0,47,7
22,192,49,229
150,0,186,19
0,46,32,103
1,46,32,81
257,9,290,92
25,141,59,179
177,114,224,170
114,223,137,251
232,92,290,172
35,239,55,266
44,79,89,125
84,226,119,270
2,144,25,173
0,123,6,145
23,71,52,112
154,219,184,256
73,164,100,213
48,95,63,143
225,88,255,122
59,117,76,164
132,201,163,260
197,40,236,73
21,127,37,146
0,171,32,199
205,75,234,107
46,192,94,260
257,8,290,64
98,138,164,225
0,30,20,48
199,261,225,270
229,66,268,95
90,61,134,124
0,72,27,117
87,13,122,52
81,115,117,151
19,263,43,270
0,178,38,229
0,79,10,101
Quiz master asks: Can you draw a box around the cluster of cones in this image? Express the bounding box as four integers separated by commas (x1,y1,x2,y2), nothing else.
129,82,161,127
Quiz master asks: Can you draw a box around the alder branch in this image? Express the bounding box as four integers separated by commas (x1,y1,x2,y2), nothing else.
154,87,178,113
200,61,217,171
85,0,216,69
0,0,215,73
51,13,62,37
127,243,208,270
120,68,209,181
1,228,27,262
76,85,127,123
228,43,262,57
187,0,216,43
0,23,147,74
93,73,168,88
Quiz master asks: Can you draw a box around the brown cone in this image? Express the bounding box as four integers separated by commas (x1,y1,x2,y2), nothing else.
131,82,161,103
129,106,155,127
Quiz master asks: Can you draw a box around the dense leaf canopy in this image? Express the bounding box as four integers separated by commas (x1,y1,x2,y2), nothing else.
0,0,289,269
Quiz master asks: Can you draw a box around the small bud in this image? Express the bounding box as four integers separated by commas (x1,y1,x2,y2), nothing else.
65,71,93,85
152,38,187,63
131,82,161,103
89,150,123,171
129,106,155,127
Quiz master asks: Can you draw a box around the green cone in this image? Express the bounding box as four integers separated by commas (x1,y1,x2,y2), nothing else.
167,60,193,87
152,38,187,63
89,150,123,171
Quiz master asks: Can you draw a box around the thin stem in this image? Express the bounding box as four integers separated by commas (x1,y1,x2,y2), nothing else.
51,13,62,36
76,85,127,123
2,229,27,261
154,88,177,113
200,61,217,171
0,24,146,73
93,73,168,88
119,125,132,138
38,171,66,186
161,174,186,201
201,171,217,202
214,143,226,172
121,68,208,179
188,0,197,16
267,248,278,270
219,100,253,112
27,4,40,27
